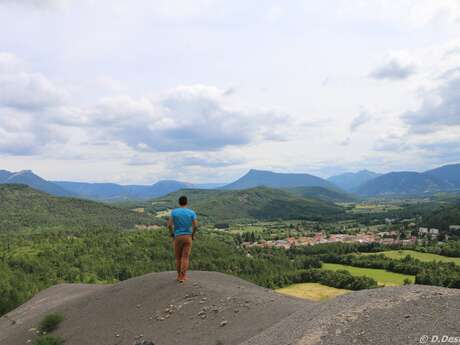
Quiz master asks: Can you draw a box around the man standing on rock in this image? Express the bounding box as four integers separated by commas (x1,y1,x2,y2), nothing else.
168,195,198,283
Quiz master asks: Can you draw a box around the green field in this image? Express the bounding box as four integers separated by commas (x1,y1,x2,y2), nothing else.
229,225,265,234
322,263,414,286
276,283,350,301
349,203,402,214
361,250,460,266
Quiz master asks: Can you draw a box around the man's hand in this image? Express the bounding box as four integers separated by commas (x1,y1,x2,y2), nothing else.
167,216,174,239
192,219,198,241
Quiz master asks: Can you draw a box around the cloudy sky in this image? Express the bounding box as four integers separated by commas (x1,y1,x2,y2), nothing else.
1,0,460,184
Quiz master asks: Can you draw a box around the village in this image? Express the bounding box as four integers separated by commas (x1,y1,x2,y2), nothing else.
240,225,459,250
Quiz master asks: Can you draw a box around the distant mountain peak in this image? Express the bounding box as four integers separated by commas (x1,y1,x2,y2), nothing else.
246,169,272,175
10,170,35,177
0,169,73,197
327,170,381,192
223,169,336,190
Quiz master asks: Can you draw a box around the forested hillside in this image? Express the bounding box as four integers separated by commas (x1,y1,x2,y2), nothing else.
423,204,460,231
145,187,345,222
0,184,157,233
286,186,357,203
0,228,377,316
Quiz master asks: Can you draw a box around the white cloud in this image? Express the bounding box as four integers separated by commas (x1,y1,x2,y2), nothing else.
0,52,24,74
0,52,67,111
0,72,66,110
403,73,460,133
350,111,372,132
0,0,72,9
335,0,460,28
1,2,460,182
171,155,245,168
0,52,70,154
0,51,293,160
373,135,412,153
89,85,290,152
370,53,417,80
0,107,66,155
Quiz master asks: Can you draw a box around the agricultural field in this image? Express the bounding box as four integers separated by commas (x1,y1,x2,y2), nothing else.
155,209,171,218
322,263,415,286
348,203,403,214
360,250,460,266
276,283,350,301
229,224,266,234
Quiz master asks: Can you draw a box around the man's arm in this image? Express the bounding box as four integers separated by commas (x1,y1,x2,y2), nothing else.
192,219,198,240
167,216,174,238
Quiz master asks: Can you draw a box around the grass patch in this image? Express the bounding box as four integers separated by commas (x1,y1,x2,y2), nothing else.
360,250,460,266
39,313,64,333
322,263,415,286
349,203,402,214
276,282,350,301
33,335,65,345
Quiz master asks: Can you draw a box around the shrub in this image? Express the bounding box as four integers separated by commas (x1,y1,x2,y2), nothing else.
33,335,65,345
39,313,64,333
403,278,412,285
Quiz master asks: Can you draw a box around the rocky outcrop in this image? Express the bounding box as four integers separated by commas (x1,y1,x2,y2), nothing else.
1,271,459,345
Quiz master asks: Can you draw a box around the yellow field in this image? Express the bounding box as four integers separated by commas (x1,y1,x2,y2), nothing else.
276,283,350,301
349,203,402,214
155,209,171,218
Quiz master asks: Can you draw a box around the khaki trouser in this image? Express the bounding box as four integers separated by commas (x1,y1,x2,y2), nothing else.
174,235,192,276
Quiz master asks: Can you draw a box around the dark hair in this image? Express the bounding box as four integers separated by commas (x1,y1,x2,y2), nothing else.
178,195,188,206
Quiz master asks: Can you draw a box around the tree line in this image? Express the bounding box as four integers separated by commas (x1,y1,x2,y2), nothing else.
0,228,377,316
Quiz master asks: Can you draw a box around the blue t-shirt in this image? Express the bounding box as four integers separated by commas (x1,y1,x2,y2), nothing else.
171,207,197,237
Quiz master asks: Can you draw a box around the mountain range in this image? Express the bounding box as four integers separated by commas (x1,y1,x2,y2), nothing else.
1,163,460,200
327,170,381,192
0,170,72,197
0,170,225,201
54,180,193,201
356,164,460,197
222,169,336,190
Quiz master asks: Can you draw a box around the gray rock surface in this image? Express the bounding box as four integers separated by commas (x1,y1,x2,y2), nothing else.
1,272,459,345
241,285,460,345
0,271,309,345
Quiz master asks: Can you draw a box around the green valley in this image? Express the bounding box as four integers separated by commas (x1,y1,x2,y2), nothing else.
2,182,460,319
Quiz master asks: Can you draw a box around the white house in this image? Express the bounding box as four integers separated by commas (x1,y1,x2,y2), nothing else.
418,227,429,235
429,228,439,235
